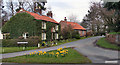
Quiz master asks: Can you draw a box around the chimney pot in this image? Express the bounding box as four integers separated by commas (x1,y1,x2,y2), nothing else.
64,17,67,21
47,11,53,18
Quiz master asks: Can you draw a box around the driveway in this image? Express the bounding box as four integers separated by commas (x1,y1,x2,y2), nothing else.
1,36,119,63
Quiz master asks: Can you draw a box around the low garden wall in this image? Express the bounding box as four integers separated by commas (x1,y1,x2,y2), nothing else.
106,34,120,44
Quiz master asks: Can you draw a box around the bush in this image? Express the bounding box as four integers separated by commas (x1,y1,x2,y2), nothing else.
73,34,80,39
2,39,40,47
109,32,120,34
18,36,24,39
72,31,80,39
29,36,40,39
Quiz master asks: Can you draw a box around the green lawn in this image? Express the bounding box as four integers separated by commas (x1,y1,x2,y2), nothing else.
96,37,120,50
1,36,93,54
2,48,92,64
1,47,39,54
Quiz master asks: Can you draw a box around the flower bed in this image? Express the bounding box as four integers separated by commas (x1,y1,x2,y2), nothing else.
2,47,91,64
27,47,68,58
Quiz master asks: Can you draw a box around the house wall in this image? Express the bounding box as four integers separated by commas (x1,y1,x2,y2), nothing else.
59,21,67,31
45,21,60,41
78,30,86,37
106,34,120,44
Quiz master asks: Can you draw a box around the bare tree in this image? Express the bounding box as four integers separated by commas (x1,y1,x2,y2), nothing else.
81,2,106,35
61,24,74,39
68,14,79,22
6,1,14,16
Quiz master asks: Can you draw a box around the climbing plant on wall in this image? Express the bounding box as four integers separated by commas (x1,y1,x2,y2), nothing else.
46,22,55,41
35,19,42,36
2,12,61,41
2,13,37,38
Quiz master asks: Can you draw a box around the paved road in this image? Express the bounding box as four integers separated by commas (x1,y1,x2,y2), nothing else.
1,36,119,63
1,63,119,65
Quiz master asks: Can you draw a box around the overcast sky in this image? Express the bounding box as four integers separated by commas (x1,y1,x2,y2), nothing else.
2,0,101,23
45,0,101,22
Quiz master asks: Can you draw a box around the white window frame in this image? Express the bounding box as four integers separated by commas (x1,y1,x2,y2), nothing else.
42,33,46,40
55,25,58,31
42,22,46,29
55,33,58,39
22,32,29,39
52,27,55,32
82,31,84,35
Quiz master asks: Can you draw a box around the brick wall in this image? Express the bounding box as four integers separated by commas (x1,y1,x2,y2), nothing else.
79,30,86,37
106,34,120,44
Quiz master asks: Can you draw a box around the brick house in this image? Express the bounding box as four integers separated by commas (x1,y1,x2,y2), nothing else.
60,17,86,37
2,8,59,41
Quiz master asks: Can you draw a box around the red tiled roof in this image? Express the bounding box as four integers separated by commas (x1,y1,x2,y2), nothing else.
60,21,86,30
17,8,59,24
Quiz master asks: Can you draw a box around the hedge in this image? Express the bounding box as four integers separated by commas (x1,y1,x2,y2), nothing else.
109,32,120,34
2,39,40,47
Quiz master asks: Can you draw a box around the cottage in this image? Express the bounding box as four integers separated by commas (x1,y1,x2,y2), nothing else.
60,17,86,37
2,8,60,41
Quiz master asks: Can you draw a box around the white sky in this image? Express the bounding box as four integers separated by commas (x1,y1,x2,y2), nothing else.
45,0,101,22
2,0,101,23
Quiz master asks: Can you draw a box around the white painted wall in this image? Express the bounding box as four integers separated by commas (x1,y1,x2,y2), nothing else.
0,29,3,39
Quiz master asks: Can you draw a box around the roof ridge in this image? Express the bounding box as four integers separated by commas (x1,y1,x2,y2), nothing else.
18,8,59,24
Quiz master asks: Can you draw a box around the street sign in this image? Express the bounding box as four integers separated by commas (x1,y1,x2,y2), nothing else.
17,42,28,44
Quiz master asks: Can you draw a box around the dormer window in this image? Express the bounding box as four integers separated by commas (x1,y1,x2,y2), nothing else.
42,22,46,29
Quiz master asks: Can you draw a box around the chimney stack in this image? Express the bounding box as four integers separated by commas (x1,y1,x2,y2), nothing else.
47,11,53,18
64,17,67,21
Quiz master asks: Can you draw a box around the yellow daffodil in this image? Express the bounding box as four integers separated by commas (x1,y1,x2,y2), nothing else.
36,52,38,54
30,53,31,55
32,52,34,54
56,55,59,57
44,51,46,54
60,48,62,50
52,53,54,55
39,51,42,53
34,51,36,53
64,50,68,52
61,54,64,56
64,46,66,48
60,51,63,53
43,41,45,43
39,53,41,55
56,52,59,55
57,49,60,51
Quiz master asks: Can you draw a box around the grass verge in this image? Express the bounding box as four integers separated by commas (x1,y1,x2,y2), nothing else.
96,37,120,50
1,47,39,54
2,48,92,64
